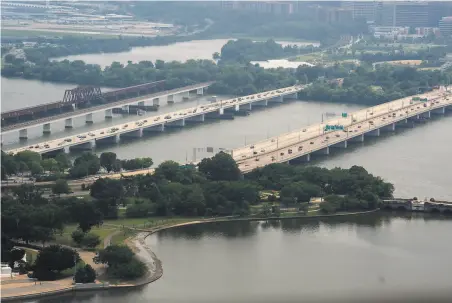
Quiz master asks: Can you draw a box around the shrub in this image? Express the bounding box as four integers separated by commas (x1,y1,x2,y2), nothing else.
71,229,85,245
74,264,96,283
80,233,100,249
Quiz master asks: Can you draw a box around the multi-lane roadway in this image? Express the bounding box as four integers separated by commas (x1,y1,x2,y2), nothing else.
4,84,306,155
235,89,451,173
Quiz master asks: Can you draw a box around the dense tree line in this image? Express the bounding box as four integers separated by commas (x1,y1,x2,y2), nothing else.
300,65,451,105
217,39,318,63
1,150,153,181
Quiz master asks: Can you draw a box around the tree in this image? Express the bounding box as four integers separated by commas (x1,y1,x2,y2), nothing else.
8,248,25,269
41,158,60,173
93,245,134,266
52,179,70,196
74,264,96,283
55,153,72,171
90,178,124,208
100,152,117,173
34,245,80,274
71,229,85,246
62,198,103,232
108,258,146,280
28,161,43,176
81,233,101,249
198,152,241,181
212,52,220,60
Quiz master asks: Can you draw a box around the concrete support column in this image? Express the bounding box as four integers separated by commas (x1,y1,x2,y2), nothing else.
43,123,51,134
240,103,252,111
19,129,28,140
105,109,113,119
152,98,160,106
182,91,190,101
420,111,431,118
186,114,205,123
431,107,445,115
196,88,204,96
138,101,145,107
85,113,93,124
120,129,143,138
166,118,185,128
122,105,129,114
219,108,224,115
143,124,164,132
314,146,330,155
331,140,347,148
65,118,73,129
234,104,240,111
365,128,380,137
348,134,364,143
381,123,395,132
166,95,173,104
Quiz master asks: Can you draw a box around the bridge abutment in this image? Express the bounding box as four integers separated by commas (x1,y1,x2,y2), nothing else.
42,123,51,134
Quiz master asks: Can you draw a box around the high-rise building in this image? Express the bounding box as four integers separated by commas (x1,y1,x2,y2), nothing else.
439,16,452,37
220,1,294,15
341,1,382,23
428,2,452,27
381,1,429,28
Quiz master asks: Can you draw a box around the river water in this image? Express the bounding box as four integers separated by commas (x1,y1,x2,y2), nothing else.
53,39,320,68
2,39,452,303
35,213,452,303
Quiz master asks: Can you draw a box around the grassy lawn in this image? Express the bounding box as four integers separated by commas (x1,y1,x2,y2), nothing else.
111,229,137,246
104,217,199,229
54,224,118,249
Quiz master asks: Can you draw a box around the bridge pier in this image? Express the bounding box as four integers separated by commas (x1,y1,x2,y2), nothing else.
239,103,252,111
69,141,93,151
43,123,51,134
138,101,145,107
165,118,185,128
313,146,330,155
122,105,130,114
284,92,298,100
85,113,93,124
65,118,73,129
152,98,160,106
182,91,190,101
348,134,364,143
292,153,311,163
420,111,431,119
120,129,143,138
185,114,205,123
166,95,173,104
268,96,283,103
196,88,204,96
331,140,347,149
143,124,164,132
95,134,119,145
396,119,414,128
381,123,395,132
431,107,445,115
19,129,28,140
253,99,268,107
365,128,380,137
105,109,113,119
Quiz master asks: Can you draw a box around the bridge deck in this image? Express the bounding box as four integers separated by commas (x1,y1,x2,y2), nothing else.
1,82,214,134
4,84,306,155
235,89,451,173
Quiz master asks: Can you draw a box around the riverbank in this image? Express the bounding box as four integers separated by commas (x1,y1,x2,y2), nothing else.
0,208,379,302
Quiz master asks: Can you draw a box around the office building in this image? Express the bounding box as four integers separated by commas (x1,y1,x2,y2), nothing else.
439,16,452,37
381,1,429,28
341,1,382,23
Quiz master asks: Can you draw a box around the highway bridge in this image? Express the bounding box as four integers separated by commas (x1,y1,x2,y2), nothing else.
232,88,452,173
1,81,213,139
4,84,304,155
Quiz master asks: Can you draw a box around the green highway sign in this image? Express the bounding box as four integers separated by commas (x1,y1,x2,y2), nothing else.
324,125,344,131
341,113,348,118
